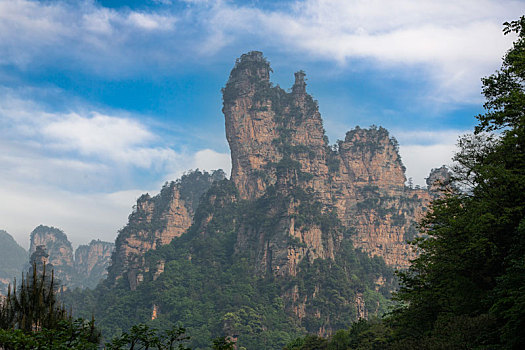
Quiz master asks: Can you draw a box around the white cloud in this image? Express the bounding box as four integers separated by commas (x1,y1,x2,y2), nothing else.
207,0,519,102
0,0,179,72
41,112,180,167
191,149,231,175
400,144,456,186
396,129,465,186
0,90,232,247
127,12,176,31
0,0,519,101
393,129,465,146
43,113,153,152
0,180,144,249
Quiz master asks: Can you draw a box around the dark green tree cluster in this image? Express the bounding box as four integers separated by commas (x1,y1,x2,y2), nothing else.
391,16,525,349
0,263,100,349
284,318,392,350
285,16,525,350
106,324,191,350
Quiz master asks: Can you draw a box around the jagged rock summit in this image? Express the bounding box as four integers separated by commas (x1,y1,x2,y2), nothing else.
223,51,433,270
108,51,441,289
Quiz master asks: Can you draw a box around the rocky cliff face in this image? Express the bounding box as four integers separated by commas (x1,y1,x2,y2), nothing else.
426,165,452,193
75,240,115,289
334,127,432,268
28,225,114,289
218,51,443,335
107,170,225,289
223,51,432,271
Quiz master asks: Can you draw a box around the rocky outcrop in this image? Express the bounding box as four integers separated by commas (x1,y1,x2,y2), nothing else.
75,240,115,289
30,225,75,285
223,51,433,272
107,170,225,289
69,52,446,345
333,127,431,268
28,225,114,289
426,165,452,193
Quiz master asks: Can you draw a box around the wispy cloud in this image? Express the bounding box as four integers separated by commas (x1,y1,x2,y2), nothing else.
205,0,519,102
42,112,178,168
396,129,466,186
0,89,230,246
0,0,520,101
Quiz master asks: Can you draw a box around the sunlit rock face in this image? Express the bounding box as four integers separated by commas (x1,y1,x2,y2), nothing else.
30,225,75,285
223,51,433,271
81,52,445,340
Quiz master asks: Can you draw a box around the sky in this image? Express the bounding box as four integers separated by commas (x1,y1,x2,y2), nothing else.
0,0,523,248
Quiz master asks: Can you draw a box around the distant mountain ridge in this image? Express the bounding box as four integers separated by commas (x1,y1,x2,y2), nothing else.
0,229,27,295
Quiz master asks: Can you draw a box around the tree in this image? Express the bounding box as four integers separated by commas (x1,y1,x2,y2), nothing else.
391,16,525,349
211,336,236,350
0,263,100,349
106,324,191,350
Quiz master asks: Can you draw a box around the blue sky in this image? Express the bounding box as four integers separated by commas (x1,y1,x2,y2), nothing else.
0,0,523,247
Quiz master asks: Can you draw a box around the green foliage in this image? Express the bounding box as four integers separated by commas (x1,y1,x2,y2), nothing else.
284,318,393,350
388,16,525,349
211,336,236,350
0,264,69,332
0,264,100,349
106,324,191,350
64,176,395,349
285,17,525,350
177,169,226,213
476,17,525,133
326,148,340,173
0,319,100,350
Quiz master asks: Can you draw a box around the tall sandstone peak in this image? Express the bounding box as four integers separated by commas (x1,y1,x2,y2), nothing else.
107,170,226,289
223,51,432,270
28,225,114,289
